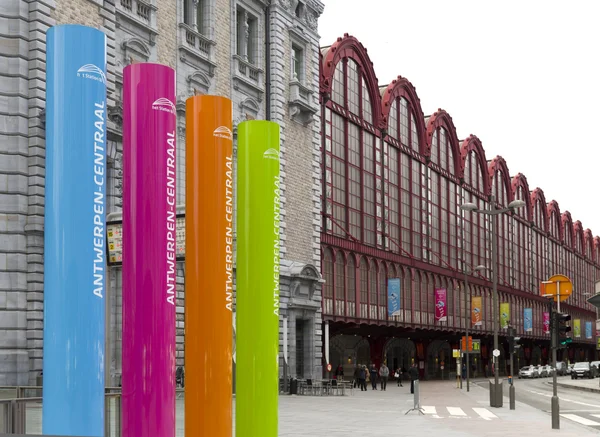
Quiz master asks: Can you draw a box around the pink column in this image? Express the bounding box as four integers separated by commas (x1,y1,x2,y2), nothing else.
122,63,177,437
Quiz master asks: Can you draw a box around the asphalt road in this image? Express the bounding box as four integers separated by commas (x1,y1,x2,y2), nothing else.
476,376,600,433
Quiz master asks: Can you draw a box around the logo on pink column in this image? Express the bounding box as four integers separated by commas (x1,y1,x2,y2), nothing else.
152,98,176,115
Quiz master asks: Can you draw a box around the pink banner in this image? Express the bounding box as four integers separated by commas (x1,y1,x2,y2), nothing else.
435,288,447,322
543,312,550,334
122,63,176,437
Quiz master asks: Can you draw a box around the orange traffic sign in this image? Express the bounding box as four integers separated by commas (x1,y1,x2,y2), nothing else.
541,274,573,302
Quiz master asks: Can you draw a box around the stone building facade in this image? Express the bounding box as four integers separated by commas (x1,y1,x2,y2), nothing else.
0,0,325,386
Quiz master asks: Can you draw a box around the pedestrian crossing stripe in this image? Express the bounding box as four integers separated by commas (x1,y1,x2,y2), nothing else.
561,414,600,426
422,406,498,420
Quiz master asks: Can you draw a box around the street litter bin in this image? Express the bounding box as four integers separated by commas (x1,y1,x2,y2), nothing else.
290,378,298,395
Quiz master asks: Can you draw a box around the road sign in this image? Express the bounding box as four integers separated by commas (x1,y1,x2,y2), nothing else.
326,363,332,372
493,349,500,357
541,274,572,302
453,349,460,358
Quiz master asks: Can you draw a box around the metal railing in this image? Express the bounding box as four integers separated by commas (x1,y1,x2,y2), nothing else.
0,386,185,436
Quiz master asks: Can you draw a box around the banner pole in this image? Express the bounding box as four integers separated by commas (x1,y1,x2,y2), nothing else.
43,24,107,437
185,95,234,436
236,121,281,437
122,63,177,437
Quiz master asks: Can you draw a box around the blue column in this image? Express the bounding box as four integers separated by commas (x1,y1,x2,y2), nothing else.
43,24,107,437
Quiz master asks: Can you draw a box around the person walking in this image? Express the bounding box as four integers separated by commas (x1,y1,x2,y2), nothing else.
358,365,367,391
379,362,389,391
369,364,378,390
409,363,419,394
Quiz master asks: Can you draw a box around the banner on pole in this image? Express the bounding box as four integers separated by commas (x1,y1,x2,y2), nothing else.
574,319,581,338
387,278,401,317
524,308,533,332
500,303,510,329
435,288,447,322
471,296,482,327
585,321,592,339
543,312,550,334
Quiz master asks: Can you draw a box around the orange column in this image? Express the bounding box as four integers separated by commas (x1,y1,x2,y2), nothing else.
185,95,234,436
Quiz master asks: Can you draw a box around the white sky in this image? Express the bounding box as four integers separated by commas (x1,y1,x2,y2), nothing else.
319,0,600,239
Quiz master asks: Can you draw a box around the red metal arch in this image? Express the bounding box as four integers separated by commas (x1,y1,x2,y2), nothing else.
320,34,382,124
584,229,594,260
459,135,489,192
530,188,548,231
595,237,600,262
424,109,461,174
380,76,427,152
547,201,563,241
487,156,512,203
510,173,533,222
562,211,574,249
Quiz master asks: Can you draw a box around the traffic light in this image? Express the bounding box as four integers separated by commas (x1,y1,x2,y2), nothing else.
514,336,522,351
507,327,516,354
552,312,572,349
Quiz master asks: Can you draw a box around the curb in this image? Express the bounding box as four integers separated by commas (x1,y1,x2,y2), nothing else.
551,381,600,394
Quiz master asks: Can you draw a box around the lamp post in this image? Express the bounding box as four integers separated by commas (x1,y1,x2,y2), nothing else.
463,264,486,392
460,196,525,408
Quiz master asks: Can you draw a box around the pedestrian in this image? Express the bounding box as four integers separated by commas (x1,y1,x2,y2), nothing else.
462,362,467,381
353,365,360,388
370,364,378,390
379,362,389,391
358,365,367,391
396,367,404,387
409,363,419,394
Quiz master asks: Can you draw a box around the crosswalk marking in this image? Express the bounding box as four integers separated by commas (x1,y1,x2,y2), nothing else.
421,406,498,420
591,414,600,419
422,406,437,415
473,408,498,421
447,407,467,416
561,414,600,426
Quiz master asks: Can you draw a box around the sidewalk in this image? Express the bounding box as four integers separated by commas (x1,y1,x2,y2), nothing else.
276,380,597,436
553,377,600,394
20,380,599,436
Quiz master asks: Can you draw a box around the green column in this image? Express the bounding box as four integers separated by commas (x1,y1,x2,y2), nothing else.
236,121,280,437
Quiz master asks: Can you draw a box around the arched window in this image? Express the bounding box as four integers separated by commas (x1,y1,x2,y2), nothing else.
323,56,382,248
491,168,510,284
378,264,387,320
322,248,333,315
513,184,529,291
335,254,345,316
359,257,369,318
347,256,356,317
384,96,424,258
369,259,377,319
461,149,487,274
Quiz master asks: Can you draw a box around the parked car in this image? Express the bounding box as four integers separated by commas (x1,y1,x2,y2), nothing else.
519,365,538,379
555,362,567,376
591,361,600,376
543,365,553,377
537,365,548,378
571,362,597,379
566,363,574,375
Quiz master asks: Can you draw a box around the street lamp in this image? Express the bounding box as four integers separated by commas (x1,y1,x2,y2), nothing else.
463,264,486,392
460,196,525,408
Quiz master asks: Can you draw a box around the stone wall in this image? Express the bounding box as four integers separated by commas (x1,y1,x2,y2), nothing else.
0,0,325,385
